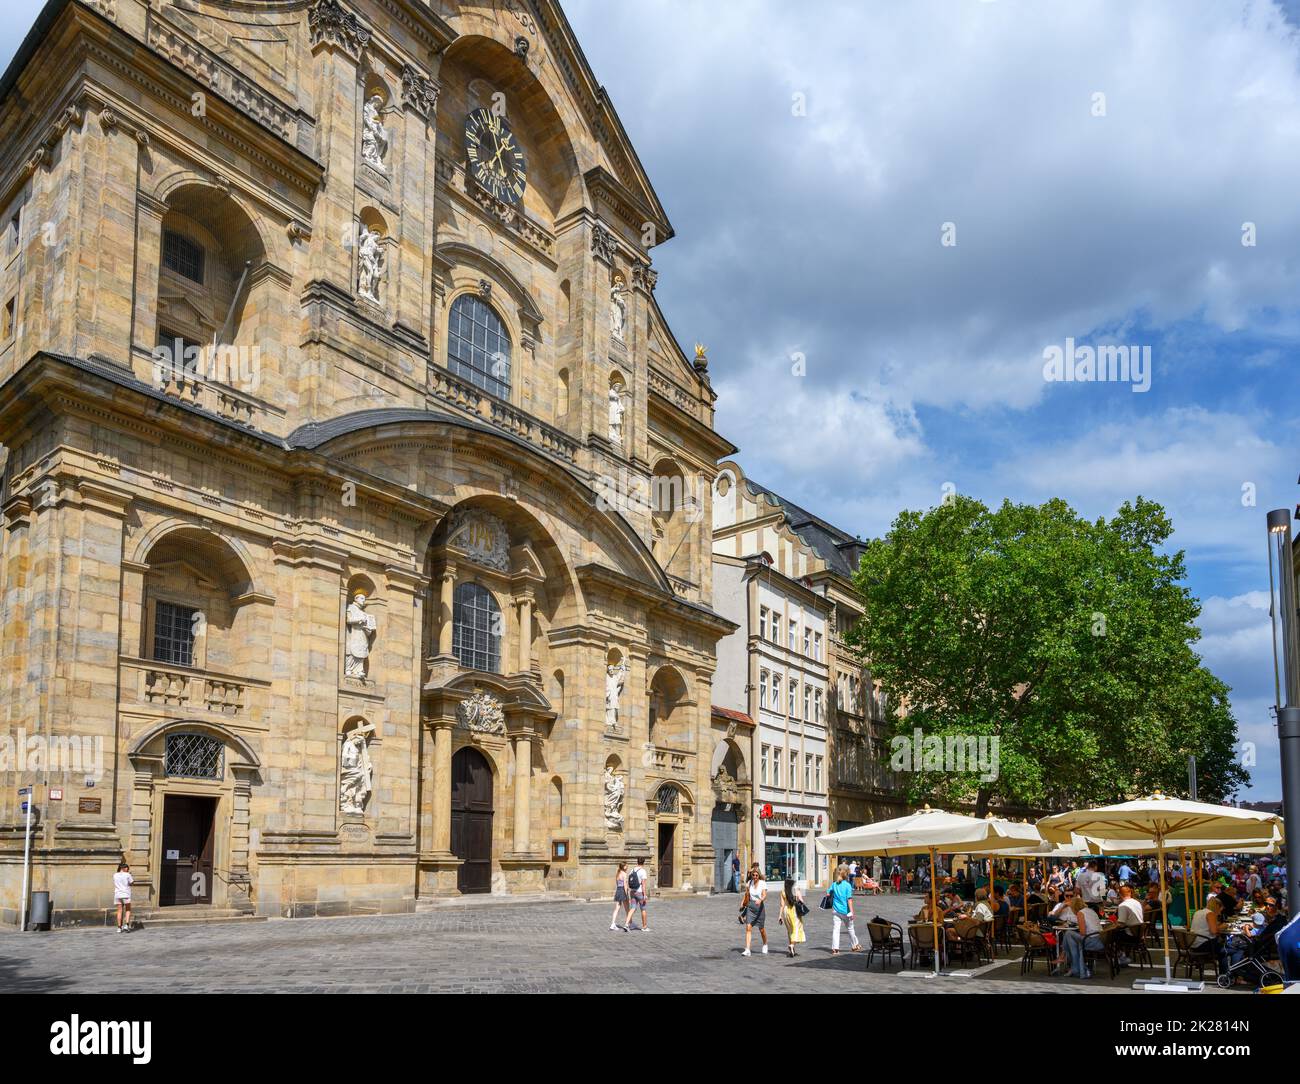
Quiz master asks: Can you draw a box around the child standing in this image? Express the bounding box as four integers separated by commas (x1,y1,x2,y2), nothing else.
114,861,134,932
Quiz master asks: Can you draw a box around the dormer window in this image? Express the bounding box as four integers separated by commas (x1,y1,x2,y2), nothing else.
162,229,205,284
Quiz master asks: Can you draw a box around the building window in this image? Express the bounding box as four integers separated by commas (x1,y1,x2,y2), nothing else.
2,297,13,340
656,784,680,814
805,752,814,791
452,582,502,673
803,685,811,721
814,632,823,661
759,669,768,707
153,601,199,667
788,618,796,650
7,210,19,251
164,732,223,780
814,688,823,723
761,744,770,786
162,229,205,284
789,749,798,790
773,747,781,788
788,680,798,718
448,293,512,399
770,613,781,644
803,627,811,656
759,606,768,640
771,674,782,710
815,755,824,792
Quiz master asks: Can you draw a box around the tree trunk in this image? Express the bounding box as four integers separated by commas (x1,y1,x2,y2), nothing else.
974,787,991,818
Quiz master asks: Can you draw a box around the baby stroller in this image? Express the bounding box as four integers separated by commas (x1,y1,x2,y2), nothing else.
1215,917,1286,989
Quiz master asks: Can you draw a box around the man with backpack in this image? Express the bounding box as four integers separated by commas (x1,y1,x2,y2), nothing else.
627,858,651,931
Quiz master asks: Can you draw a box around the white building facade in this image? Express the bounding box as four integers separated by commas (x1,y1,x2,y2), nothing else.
712,553,832,889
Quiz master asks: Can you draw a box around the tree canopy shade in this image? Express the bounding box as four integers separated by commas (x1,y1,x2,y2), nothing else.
846,496,1248,816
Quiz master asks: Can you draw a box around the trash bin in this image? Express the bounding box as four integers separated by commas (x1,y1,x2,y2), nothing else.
28,890,50,931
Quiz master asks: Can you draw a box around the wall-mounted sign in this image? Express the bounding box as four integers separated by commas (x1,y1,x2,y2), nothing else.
78,797,101,814
49,788,63,801
764,809,818,831
165,849,180,861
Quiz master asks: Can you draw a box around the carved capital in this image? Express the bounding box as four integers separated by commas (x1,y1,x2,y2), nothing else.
632,262,658,293
307,0,371,62
400,64,440,120
591,221,617,265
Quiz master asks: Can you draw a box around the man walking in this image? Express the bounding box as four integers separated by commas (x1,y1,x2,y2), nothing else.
627,857,651,931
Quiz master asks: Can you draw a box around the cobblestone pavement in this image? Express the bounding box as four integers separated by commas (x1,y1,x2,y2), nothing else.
0,891,1220,994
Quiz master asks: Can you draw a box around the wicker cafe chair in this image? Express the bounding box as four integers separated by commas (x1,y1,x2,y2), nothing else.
908,922,944,969
952,916,992,965
1018,924,1052,975
1115,921,1153,972
865,920,906,970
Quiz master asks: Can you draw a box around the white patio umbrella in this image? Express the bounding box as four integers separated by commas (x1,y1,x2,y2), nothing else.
1038,793,1283,989
816,807,1040,976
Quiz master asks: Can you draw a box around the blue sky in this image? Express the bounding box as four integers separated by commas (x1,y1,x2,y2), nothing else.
5,1,1297,798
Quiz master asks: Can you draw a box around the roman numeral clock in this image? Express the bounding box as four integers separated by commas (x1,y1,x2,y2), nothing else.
464,107,528,205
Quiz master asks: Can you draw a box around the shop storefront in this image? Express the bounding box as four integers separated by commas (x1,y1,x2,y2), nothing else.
758,807,827,888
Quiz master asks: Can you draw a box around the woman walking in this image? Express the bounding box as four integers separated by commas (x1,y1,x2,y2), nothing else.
778,877,806,957
741,864,768,956
829,864,863,955
610,862,631,931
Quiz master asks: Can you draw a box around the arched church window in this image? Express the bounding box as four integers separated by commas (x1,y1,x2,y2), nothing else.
656,784,680,814
453,582,502,673
448,294,512,399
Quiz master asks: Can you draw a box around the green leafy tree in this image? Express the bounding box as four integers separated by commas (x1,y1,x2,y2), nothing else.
847,495,1247,814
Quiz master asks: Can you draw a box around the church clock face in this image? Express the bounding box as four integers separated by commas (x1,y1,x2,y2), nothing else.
464,107,528,205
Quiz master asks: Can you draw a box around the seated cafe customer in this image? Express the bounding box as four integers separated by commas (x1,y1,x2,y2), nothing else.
1060,897,1104,979
1114,884,1144,967
1189,896,1223,951
972,887,995,923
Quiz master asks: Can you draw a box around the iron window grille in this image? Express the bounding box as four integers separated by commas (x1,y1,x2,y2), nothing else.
165,732,223,780
162,229,205,284
656,784,680,814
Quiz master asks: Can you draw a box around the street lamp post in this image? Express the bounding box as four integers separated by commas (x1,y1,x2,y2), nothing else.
1266,509,1300,913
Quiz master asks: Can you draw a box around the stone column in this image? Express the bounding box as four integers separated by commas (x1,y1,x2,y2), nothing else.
431,718,453,853
515,592,533,674
436,564,456,657
512,732,532,854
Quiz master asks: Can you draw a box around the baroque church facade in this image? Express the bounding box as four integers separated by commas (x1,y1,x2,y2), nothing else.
0,0,738,925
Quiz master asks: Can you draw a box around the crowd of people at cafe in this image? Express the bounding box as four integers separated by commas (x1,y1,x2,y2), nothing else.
837,852,1289,984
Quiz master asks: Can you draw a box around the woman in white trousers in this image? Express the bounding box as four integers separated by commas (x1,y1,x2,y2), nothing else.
829,864,862,954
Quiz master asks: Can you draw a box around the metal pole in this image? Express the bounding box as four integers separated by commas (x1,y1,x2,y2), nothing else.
1279,707,1300,915
1266,511,1300,915
19,786,33,932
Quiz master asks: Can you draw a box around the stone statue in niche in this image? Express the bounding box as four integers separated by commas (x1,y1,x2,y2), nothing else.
603,765,625,831
344,592,377,679
361,94,389,171
357,226,385,303
604,661,627,729
607,384,626,445
609,280,627,342
339,725,375,814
